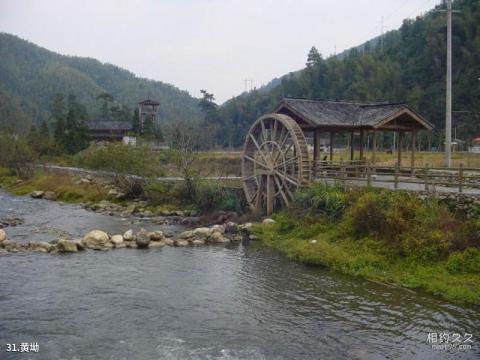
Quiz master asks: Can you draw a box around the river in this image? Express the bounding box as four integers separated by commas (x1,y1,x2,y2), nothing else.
0,190,479,359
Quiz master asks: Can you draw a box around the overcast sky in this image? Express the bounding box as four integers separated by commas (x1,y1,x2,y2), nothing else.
0,0,440,103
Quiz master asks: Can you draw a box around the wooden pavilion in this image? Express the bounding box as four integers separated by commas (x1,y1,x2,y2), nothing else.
273,98,434,169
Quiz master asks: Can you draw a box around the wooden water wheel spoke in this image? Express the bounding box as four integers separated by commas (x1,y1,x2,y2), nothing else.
273,174,290,206
242,114,311,215
243,154,270,170
274,169,299,186
248,133,271,166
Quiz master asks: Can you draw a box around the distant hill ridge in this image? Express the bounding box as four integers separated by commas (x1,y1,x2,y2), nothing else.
0,33,201,133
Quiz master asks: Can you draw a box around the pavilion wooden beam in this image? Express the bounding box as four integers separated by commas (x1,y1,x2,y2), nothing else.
329,132,334,161
372,130,377,164
397,131,403,166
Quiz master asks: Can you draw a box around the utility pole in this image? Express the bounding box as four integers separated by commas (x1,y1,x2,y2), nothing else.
444,0,452,167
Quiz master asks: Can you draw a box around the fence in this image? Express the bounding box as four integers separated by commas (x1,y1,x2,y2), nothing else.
313,160,480,195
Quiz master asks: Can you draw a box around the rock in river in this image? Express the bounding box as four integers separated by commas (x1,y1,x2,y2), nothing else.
56,239,78,253
0,229,6,242
111,235,124,245
30,191,45,199
123,229,135,241
136,229,151,248
82,230,110,250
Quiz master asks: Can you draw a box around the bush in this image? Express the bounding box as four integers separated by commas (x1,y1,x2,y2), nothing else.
446,248,480,274
193,181,246,213
74,144,163,198
0,133,37,178
294,183,350,219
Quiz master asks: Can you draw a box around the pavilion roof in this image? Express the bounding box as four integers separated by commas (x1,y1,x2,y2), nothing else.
273,98,433,130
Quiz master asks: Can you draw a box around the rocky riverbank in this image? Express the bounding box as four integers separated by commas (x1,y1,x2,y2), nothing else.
0,220,265,255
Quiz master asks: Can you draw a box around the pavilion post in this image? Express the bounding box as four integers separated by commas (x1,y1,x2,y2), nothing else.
372,130,377,164
329,131,334,162
350,130,354,161
397,131,403,167
314,129,321,174
359,129,364,161
411,128,416,170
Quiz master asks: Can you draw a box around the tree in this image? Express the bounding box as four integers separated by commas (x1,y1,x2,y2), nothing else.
306,46,322,68
132,108,140,134
199,89,221,148
96,92,114,118
64,94,90,154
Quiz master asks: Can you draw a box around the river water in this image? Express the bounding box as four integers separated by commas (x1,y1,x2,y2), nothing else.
0,190,479,359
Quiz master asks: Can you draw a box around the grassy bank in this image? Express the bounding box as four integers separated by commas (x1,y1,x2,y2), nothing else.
0,167,246,214
254,185,480,305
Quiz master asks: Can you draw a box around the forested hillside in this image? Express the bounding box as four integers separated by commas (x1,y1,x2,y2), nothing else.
217,0,480,148
0,33,201,134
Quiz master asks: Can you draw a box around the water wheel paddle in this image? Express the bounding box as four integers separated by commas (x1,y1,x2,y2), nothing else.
241,114,311,215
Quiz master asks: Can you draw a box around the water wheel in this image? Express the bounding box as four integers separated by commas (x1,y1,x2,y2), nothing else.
241,113,311,215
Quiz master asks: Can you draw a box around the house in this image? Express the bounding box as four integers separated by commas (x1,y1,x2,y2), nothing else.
85,119,133,143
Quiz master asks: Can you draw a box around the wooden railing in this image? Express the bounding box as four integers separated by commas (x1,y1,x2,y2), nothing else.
313,160,480,194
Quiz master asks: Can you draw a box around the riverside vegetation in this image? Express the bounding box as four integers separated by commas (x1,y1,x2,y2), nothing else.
254,184,480,305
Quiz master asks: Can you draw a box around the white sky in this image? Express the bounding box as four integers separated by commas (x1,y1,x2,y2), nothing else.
0,0,440,103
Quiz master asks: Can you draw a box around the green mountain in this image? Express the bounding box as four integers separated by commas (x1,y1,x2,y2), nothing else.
218,0,480,148
0,33,201,134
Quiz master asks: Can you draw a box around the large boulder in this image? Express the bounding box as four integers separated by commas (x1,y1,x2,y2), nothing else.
149,240,166,248
30,191,45,199
211,224,225,234
123,229,135,241
164,238,174,246
82,230,110,250
135,229,151,248
0,229,6,242
56,239,78,253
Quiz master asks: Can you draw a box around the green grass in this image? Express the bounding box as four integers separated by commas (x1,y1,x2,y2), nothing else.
254,198,480,305
0,169,108,203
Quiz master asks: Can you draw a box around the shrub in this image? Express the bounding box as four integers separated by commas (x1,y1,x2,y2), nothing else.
193,181,246,213
345,191,389,238
294,183,350,219
446,248,480,274
74,144,163,198
0,133,37,178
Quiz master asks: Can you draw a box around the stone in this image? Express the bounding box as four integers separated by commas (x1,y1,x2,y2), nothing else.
174,210,185,217
210,231,229,243
164,238,174,246
107,189,119,198
230,234,244,242
29,241,53,252
309,239,318,244
0,229,6,242
148,231,165,241
178,230,195,240
192,227,212,238
240,223,253,232
136,229,151,248
125,204,136,215
30,191,45,199
224,221,238,234
191,239,205,246
211,224,225,234
43,191,57,201
82,230,110,249
111,235,124,245
249,234,258,241
149,240,165,248
123,229,135,241
72,239,85,251
56,239,78,253
174,239,189,247
262,218,276,225
126,242,138,249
